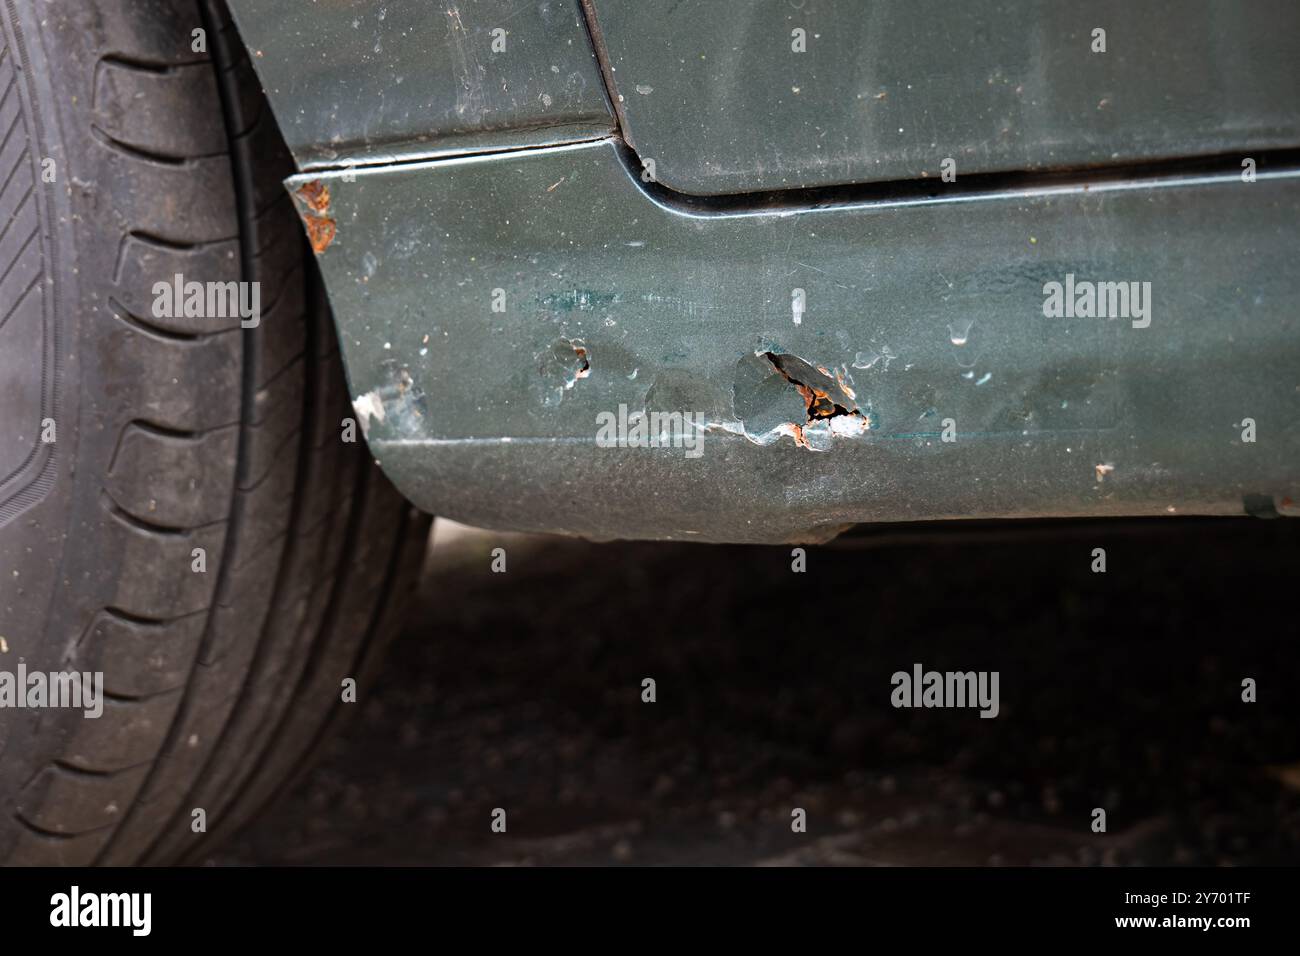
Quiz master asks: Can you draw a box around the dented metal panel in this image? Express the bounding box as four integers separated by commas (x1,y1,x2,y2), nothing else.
226,0,614,168
587,0,1300,195
289,140,1300,542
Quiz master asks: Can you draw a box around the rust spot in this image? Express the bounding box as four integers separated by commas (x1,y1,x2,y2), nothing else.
296,179,331,214
302,215,337,255
294,179,337,254
572,343,591,379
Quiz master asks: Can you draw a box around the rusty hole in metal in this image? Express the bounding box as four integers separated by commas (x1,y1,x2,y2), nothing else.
761,351,857,422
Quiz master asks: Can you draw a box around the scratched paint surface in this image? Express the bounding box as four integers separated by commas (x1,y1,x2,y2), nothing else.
589,0,1300,195
227,0,614,168
290,140,1300,542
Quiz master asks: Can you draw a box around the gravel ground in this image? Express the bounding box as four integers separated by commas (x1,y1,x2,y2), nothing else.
216,516,1300,866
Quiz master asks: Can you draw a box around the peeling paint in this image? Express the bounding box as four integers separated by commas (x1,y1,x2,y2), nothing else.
538,337,591,405
353,367,427,439
352,390,387,437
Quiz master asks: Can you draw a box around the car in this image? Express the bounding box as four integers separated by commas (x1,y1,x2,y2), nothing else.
1,0,1296,864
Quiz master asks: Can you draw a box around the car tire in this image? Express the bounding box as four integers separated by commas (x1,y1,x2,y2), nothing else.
0,0,429,864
